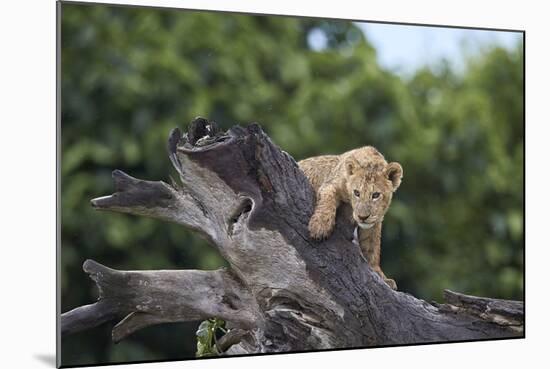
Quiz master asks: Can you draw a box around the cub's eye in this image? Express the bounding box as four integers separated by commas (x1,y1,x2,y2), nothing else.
353,190,360,197
372,192,381,199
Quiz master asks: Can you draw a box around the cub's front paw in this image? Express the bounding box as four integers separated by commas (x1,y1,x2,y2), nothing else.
308,212,335,240
384,278,398,290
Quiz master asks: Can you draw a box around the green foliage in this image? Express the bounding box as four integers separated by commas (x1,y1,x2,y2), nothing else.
60,2,523,366
195,318,227,357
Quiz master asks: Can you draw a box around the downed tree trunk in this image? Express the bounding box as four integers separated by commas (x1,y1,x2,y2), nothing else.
61,118,523,353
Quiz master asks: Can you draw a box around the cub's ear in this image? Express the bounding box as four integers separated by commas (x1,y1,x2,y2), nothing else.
345,157,359,176
386,162,403,191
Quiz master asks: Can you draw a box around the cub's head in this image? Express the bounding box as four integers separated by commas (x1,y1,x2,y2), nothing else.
344,154,403,229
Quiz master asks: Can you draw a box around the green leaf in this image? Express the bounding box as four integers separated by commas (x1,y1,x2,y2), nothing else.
195,318,226,357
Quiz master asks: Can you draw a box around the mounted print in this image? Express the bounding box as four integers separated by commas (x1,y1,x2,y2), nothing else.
57,1,525,367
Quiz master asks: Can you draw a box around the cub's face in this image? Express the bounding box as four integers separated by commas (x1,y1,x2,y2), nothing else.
345,159,403,229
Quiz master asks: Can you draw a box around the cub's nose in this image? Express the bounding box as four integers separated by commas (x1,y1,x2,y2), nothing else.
358,215,370,222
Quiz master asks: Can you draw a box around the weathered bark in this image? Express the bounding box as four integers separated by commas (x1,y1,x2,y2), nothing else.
61,118,523,354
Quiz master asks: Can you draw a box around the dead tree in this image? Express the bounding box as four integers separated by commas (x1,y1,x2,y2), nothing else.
61,118,524,354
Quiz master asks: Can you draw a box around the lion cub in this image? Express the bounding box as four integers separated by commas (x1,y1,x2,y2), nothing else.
298,147,402,290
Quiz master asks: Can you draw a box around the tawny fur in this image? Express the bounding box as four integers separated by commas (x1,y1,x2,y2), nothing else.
298,146,403,290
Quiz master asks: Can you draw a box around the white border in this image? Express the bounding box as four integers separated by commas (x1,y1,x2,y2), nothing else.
1,0,547,368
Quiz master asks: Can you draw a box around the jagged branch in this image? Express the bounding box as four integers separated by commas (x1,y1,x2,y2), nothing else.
90,170,220,246
435,290,524,331
61,260,260,343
